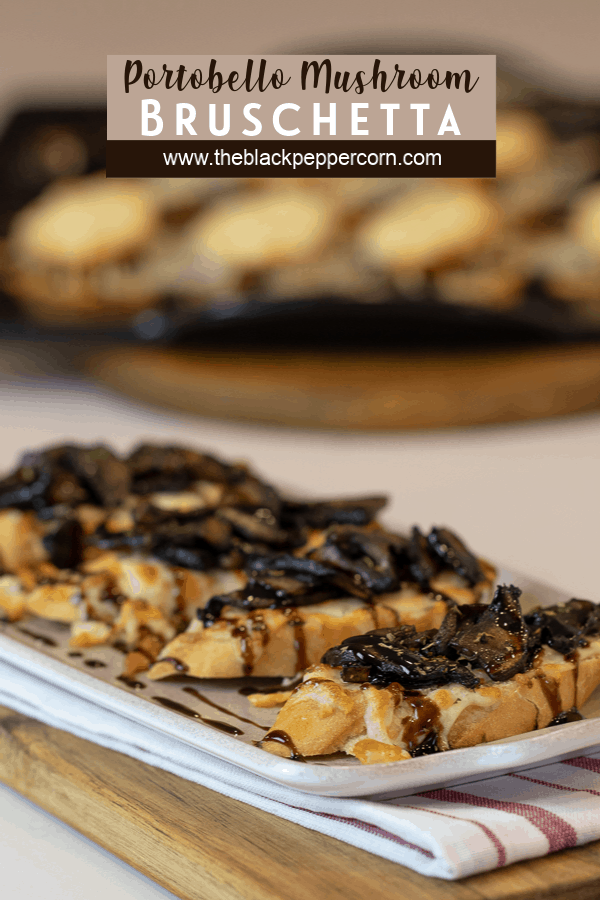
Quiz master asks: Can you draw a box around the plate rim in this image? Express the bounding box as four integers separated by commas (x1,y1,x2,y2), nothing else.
0,568,599,798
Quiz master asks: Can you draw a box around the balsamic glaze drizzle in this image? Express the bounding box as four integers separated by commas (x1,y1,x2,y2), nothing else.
152,696,243,735
182,686,268,730
549,708,584,726
16,627,57,647
261,729,305,761
159,656,189,673
117,675,146,690
237,673,303,697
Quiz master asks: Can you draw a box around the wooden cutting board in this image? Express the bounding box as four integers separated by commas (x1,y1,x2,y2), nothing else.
82,343,600,430
1,705,600,900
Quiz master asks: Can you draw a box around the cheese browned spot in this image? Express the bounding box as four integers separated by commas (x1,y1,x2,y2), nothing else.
82,553,178,616
70,620,112,647
26,583,83,623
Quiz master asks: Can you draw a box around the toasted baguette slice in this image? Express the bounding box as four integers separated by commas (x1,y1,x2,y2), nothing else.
148,562,495,680
260,640,600,764
260,590,600,763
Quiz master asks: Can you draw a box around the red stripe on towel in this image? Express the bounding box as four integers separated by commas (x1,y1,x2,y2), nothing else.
313,812,435,858
280,802,435,859
563,757,600,774
510,772,600,797
419,788,578,853
405,803,507,867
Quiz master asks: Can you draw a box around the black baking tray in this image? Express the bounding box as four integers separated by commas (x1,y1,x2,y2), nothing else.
1,64,600,354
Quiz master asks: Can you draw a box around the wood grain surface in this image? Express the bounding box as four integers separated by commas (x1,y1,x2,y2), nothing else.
1,706,600,900
82,343,600,431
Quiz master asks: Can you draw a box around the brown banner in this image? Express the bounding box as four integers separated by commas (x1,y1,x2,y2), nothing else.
106,139,496,178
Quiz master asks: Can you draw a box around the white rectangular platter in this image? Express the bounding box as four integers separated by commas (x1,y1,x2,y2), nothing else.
0,568,599,798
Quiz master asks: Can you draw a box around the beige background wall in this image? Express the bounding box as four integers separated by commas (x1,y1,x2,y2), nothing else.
0,0,599,109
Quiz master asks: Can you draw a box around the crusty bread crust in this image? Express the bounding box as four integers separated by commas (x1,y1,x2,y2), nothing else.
261,640,600,764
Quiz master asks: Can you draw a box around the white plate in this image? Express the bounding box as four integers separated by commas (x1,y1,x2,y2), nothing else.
0,569,599,798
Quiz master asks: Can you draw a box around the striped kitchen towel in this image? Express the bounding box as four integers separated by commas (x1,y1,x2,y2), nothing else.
382,757,600,875
1,645,600,881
